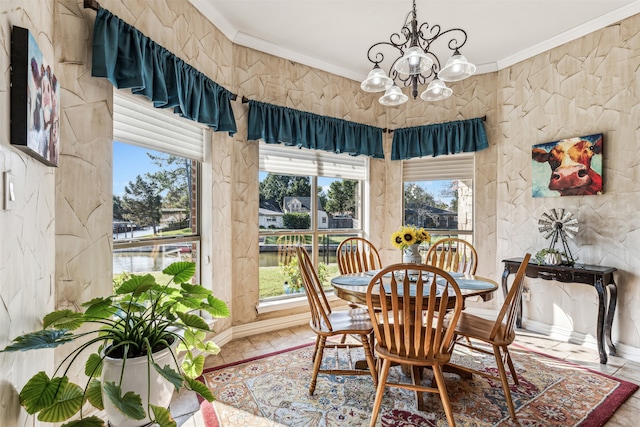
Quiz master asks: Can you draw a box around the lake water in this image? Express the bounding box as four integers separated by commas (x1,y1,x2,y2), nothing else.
114,249,337,274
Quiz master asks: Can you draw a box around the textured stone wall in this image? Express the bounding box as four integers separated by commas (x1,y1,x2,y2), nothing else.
0,2,57,426
496,16,640,351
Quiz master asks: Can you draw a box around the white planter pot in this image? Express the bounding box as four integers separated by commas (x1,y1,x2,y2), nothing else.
102,344,177,427
544,252,563,265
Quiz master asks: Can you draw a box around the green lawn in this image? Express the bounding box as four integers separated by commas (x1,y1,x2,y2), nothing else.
259,264,340,298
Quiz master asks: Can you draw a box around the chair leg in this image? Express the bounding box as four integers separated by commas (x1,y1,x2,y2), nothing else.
504,346,519,385
494,344,517,419
309,336,326,395
312,335,321,363
369,358,391,427
432,364,456,427
360,334,378,386
411,365,425,411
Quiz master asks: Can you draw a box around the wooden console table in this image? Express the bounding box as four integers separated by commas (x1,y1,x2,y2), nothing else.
502,258,617,364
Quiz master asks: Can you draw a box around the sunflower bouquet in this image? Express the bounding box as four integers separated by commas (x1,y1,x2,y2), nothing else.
391,225,431,250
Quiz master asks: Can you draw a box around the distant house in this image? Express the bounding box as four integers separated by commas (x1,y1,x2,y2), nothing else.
160,208,188,230
259,199,284,229
404,205,458,230
282,196,328,229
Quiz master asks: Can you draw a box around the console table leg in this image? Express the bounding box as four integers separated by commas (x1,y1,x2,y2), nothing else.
595,278,608,364
502,267,522,328
606,278,617,356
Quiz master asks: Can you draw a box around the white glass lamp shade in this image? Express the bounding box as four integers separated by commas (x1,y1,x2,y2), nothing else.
420,77,453,101
379,85,408,106
360,66,393,92
438,51,476,82
393,46,433,76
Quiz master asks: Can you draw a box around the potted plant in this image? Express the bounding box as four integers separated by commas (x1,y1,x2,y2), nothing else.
281,256,328,293
1,261,230,427
534,248,571,265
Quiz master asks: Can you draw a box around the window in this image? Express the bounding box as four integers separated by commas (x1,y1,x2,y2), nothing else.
403,153,474,246
112,91,204,280
258,143,368,300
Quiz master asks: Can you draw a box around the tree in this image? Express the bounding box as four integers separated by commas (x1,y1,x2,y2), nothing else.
404,183,436,209
113,195,125,221
325,179,357,215
147,153,191,210
440,180,459,211
259,174,311,207
318,186,328,213
121,175,163,234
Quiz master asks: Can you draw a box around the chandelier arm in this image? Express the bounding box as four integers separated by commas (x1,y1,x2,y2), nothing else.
365,37,411,66
361,0,474,104
416,23,469,53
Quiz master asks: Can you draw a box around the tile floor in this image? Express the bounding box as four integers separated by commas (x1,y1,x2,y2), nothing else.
173,325,640,426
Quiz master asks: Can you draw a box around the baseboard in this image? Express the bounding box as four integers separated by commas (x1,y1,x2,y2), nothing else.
519,318,640,364
215,308,640,364
212,313,310,347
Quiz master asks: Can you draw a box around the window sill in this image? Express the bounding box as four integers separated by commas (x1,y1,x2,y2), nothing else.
256,292,342,314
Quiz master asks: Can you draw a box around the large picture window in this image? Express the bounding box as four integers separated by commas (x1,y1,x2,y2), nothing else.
112,91,204,280
258,143,368,300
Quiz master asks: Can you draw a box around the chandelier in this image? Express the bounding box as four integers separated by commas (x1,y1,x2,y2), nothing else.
360,0,476,106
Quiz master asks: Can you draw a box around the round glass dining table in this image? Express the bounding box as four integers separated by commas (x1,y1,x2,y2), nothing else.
331,269,499,307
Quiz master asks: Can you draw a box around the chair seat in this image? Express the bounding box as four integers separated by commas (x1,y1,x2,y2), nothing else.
313,309,374,336
454,312,515,347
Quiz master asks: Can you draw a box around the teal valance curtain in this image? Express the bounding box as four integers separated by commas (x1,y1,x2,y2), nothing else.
247,100,384,159
391,117,488,160
91,8,237,135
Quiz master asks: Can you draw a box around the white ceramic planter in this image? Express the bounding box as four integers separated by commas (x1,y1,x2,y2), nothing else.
101,344,177,427
544,252,563,265
403,244,422,275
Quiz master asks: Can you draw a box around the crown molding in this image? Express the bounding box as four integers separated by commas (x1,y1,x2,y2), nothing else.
191,0,640,81
497,1,640,70
188,0,238,41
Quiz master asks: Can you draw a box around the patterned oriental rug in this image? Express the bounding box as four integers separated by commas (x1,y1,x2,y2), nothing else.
198,342,638,427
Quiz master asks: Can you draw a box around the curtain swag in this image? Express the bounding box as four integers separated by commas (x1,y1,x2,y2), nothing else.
91,8,237,135
247,100,384,159
391,117,488,160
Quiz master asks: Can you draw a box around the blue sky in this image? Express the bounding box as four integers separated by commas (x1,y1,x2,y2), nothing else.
115,142,454,204
113,141,162,196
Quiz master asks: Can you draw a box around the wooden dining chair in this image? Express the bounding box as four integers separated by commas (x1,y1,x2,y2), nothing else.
446,253,532,420
276,234,306,268
336,237,382,274
366,264,464,427
295,245,378,395
425,237,478,275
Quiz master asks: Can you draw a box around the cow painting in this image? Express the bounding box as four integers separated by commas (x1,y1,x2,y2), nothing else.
531,134,603,197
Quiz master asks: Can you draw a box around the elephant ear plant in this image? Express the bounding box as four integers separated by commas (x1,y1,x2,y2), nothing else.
1,261,230,427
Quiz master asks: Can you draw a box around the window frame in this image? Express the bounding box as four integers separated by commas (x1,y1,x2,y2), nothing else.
112,91,205,280
258,143,369,302
402,153,475,241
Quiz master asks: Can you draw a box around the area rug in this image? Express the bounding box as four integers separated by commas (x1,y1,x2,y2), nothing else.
199,342,637,427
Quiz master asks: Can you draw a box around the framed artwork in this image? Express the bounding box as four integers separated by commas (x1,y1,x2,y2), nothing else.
531,133,603,197
11,26,60,167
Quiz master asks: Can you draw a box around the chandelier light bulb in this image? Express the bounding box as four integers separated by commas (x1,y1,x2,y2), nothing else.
439,50,476,82
420,77,453,101
394,46,433,76
379,85,408,106
360,66,393,92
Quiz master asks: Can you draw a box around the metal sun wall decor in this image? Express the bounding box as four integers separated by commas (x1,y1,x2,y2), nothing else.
531,133,603,198
538,208,579,264
10,26,60,167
